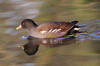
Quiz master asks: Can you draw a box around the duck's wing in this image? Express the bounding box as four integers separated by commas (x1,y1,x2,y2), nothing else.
36,22,75,38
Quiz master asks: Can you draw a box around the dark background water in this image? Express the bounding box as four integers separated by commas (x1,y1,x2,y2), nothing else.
0,0,100,66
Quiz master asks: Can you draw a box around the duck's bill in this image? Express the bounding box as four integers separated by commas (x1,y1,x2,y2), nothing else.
16,25,22,30
17,45,24,49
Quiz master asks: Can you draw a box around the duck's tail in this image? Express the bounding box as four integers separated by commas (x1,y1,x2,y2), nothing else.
71,21,78,24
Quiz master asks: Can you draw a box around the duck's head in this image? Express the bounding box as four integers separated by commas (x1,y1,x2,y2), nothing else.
16,19,37,30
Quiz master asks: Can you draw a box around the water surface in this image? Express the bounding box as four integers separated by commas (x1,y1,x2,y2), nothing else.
0,0,100,66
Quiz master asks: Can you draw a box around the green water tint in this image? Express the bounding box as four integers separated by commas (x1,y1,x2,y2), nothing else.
0,0,100,66
38,0,100,22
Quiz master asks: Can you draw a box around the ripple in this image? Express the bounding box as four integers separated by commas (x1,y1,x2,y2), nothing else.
21,35,29,40
8,0,26,4
25,9,39,15
23,63,35,66
76,32,100,41
4,28,14,34
4,0,44,27
4,28,22,36
0,11,16,18
19,1,44,7
0,53,6,59
0,0,4,3
5,16,22,26
89,32,100,38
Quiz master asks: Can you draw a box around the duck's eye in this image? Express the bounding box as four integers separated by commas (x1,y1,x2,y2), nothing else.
22,23,27,28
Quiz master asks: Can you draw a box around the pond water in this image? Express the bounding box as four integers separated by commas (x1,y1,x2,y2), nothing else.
0,0,100,66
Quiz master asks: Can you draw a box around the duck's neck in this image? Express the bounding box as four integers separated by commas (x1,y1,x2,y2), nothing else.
27,25,38,30
27,27,37,37
27,22,38,30
32,22,38,27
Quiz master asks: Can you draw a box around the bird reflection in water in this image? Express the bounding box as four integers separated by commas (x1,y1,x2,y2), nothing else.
18,35,77,56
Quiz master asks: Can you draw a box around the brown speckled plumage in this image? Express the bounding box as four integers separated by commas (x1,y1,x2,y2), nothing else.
17,19,79,38
37,22,73,32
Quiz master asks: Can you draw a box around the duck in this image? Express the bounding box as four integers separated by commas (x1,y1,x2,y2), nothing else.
16,19,80,38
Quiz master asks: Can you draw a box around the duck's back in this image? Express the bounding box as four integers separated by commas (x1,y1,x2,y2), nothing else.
35,22,75,38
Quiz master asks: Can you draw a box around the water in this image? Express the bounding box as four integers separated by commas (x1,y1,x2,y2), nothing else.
0,0,100,66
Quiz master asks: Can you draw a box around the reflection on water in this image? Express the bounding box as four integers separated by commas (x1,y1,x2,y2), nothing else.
19,36,76,56
0,0,100,66
21,35,76,47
